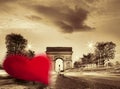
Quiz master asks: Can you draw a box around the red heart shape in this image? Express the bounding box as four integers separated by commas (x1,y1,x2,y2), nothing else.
3,54,51,85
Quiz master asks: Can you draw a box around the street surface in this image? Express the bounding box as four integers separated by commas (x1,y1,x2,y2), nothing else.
48,72,120,89
0,70,120,89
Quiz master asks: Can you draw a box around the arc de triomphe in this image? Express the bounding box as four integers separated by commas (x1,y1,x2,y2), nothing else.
46,47,73,72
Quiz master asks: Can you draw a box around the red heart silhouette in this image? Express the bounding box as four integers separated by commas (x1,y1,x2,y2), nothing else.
3,54,51,85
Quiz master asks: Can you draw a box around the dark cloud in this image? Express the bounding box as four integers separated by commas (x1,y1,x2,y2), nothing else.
0,0,16,3
56,21,93,33
56,21,73,33
85,0,96,3
32,5,94,33
0,0,17,13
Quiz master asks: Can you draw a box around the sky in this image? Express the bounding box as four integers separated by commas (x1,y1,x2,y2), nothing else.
0,0,120,63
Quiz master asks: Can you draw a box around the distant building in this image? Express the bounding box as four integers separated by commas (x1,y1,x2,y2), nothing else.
46,47,73,72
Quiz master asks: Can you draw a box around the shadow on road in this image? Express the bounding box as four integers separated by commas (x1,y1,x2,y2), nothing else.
54,74,120,89
55,74,89,89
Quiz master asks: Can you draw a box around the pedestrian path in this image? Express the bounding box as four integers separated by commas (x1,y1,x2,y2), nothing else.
46,74,58,89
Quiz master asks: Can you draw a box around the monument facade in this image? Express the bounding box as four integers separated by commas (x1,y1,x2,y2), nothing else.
46,47,73,72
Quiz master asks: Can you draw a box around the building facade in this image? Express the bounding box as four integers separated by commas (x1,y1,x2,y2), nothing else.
46,47,73,72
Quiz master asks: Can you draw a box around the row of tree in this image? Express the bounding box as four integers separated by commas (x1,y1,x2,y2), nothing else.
74,42,116,68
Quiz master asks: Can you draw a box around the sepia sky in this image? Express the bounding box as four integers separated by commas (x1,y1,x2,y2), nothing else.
0,0,120,63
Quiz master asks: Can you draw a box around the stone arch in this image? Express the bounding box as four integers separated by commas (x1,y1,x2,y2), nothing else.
55,58,64,72
46,47,73,72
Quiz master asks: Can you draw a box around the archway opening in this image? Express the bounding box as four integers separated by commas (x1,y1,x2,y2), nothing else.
55,58,63,72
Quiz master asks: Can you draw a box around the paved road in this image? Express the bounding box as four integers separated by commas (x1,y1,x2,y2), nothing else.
52,72,120,89
0,70,120,89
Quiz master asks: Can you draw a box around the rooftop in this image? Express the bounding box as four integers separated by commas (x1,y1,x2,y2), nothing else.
46,47,72,52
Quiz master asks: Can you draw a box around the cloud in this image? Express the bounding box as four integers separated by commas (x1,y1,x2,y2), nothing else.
1,0,108,33
0,0,18,13
26,15,42,21
31,5,94,33
0,0,16,3
2,0,119,33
